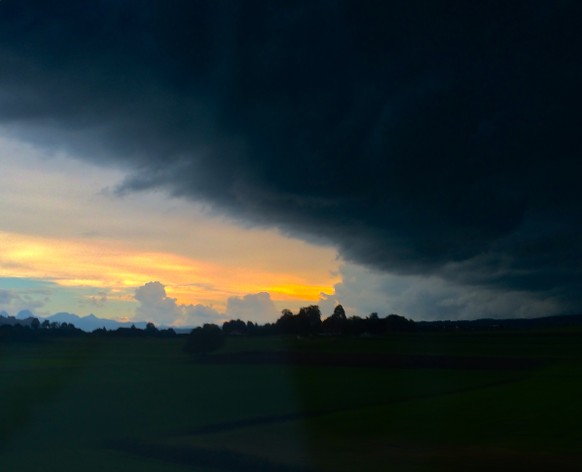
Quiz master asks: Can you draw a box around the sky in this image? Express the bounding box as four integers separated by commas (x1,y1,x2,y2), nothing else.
0,1,580,326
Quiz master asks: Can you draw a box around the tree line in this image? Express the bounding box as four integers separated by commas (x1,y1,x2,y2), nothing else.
0,320,177,343
184,305,415,353
222,305,415,337
0,305,415,350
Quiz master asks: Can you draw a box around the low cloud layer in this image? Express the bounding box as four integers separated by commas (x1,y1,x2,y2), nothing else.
321,263,566,321
1,1,580,315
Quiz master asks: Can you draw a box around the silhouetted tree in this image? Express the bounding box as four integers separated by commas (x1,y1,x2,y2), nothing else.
344,316,367,335
184,324,225,354
367,312,384,334
385,314,415,332
297,305,322,335
113,325,146,337
333,305,347,320
275,306,322,335
0,324,38,342
158,327,177,338
246,321,257,334
223,319,247,335
145,322,159,335
323,304,347,334
91,327,108,336
275,309,296,334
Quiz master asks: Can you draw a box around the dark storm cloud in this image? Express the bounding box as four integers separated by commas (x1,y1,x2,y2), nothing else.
1,1,580,311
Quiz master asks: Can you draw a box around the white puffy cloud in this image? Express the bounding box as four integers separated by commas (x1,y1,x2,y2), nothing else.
134,281,223,326
134,281,182,324
225,292,278,323
135,268,562,327
127,268,564,328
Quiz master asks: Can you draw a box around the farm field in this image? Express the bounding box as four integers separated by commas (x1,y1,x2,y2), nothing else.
1,331,582,471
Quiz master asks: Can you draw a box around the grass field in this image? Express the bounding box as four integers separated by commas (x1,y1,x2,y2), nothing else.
1,331,582,471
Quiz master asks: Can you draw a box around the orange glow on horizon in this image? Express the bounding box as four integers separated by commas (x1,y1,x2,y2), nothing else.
0,231,339,310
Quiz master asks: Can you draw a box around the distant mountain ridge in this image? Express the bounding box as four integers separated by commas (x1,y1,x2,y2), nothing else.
43,312,149,332
0,310,36,327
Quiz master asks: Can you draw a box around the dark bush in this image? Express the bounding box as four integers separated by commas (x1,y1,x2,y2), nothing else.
183,324,225,354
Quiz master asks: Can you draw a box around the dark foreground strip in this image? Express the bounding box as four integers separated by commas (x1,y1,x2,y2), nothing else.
107,439,315,472
197,351,545,370
176,373,530,438
106,368,539,471
184,411,317,435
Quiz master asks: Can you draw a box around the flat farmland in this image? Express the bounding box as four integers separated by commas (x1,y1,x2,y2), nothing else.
1,331,581,471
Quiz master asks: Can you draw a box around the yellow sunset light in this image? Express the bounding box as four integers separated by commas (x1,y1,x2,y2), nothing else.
0,230,338,309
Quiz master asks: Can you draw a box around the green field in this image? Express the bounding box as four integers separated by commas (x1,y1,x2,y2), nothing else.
1,331,582,471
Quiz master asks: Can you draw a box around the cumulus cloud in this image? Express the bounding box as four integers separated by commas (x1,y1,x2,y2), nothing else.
225,292,278,323
134,281,280,326
134,281,182,325
1,1,581,315
134,281,222,326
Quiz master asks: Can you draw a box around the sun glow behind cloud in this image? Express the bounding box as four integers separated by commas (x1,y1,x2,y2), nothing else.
0,230,339,313
0,133,342,322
